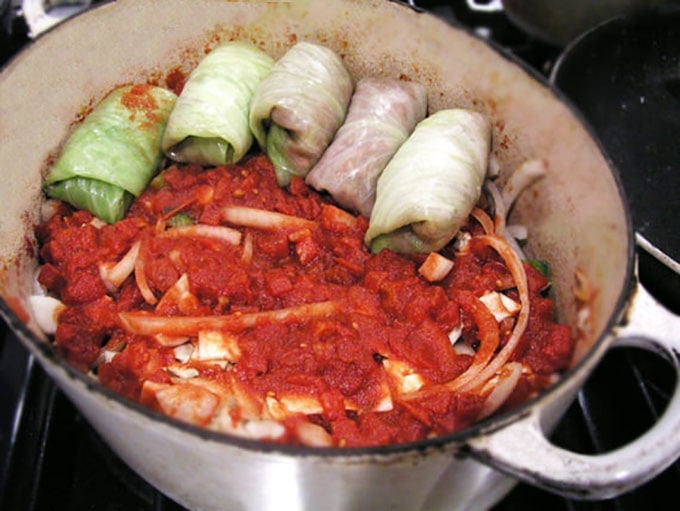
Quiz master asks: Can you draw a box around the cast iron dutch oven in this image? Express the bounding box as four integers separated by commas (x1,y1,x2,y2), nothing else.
0,1,678,510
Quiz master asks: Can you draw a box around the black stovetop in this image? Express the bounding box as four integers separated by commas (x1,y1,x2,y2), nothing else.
1,1,679,510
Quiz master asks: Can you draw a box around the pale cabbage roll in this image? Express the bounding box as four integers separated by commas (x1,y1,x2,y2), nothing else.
365,109,491,254
249,42,354,186
162,42,274,166
305,77,427,217
44,85,177,224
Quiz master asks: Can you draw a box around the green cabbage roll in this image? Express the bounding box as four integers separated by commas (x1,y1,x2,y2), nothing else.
365,108,491,254
249,42,354,186
162,42,274,166
305,77,427,217
44,84,177,224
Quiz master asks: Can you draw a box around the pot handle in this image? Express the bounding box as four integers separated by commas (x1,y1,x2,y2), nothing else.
465,0,504,13
465,278,680,500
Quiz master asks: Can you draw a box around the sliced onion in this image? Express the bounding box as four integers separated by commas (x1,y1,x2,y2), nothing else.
223,205,316,231
476,362,523,420
445,289,500,392
161,224,241,245
470,207,495,235
119,300,340,337
241,231,254,265
134,241,157,305
99,240,140,292
455,234,529,393
155,273,200,315
484,181,526,258
501,159,547,209
155,334,191,348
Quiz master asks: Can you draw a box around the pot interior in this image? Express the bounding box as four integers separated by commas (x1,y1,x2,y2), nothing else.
0,0,632,425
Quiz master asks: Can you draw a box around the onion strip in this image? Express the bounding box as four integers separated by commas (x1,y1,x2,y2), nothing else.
223,205,316,231
119,300,340,337
98,240,140,291
485,180,526,259
444,289,499,392
470,207,495,235
134,240,157,305
241,232,254,265
161,224,242,245
453,234,529,393
476,362,523,420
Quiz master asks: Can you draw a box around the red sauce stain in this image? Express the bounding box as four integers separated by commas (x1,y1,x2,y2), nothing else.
120,84,159,126
165,67,186,95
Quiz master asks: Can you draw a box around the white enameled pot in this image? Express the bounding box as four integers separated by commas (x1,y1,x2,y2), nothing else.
0,1,678,510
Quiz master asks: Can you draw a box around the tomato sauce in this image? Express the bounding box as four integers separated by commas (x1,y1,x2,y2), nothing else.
36,154,573,447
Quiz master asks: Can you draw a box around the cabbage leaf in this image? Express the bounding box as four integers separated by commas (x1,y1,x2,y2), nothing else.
162,42,274,166
44,84,177,224
249,42,353,186
365,109,491,254
305,77,427,217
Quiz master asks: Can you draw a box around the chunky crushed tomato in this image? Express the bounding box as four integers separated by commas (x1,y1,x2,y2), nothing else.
36,155,573,447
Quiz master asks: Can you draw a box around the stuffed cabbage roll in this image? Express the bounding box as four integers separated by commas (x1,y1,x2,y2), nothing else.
44,84,177,224
249,42,353,186
162,42,274,166
305,77,427,217
365,108,491,254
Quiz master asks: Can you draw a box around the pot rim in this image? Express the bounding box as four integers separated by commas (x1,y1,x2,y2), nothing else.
0,0,637,458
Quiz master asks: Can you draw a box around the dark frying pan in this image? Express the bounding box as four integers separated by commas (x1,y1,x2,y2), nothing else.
551,6,680,273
